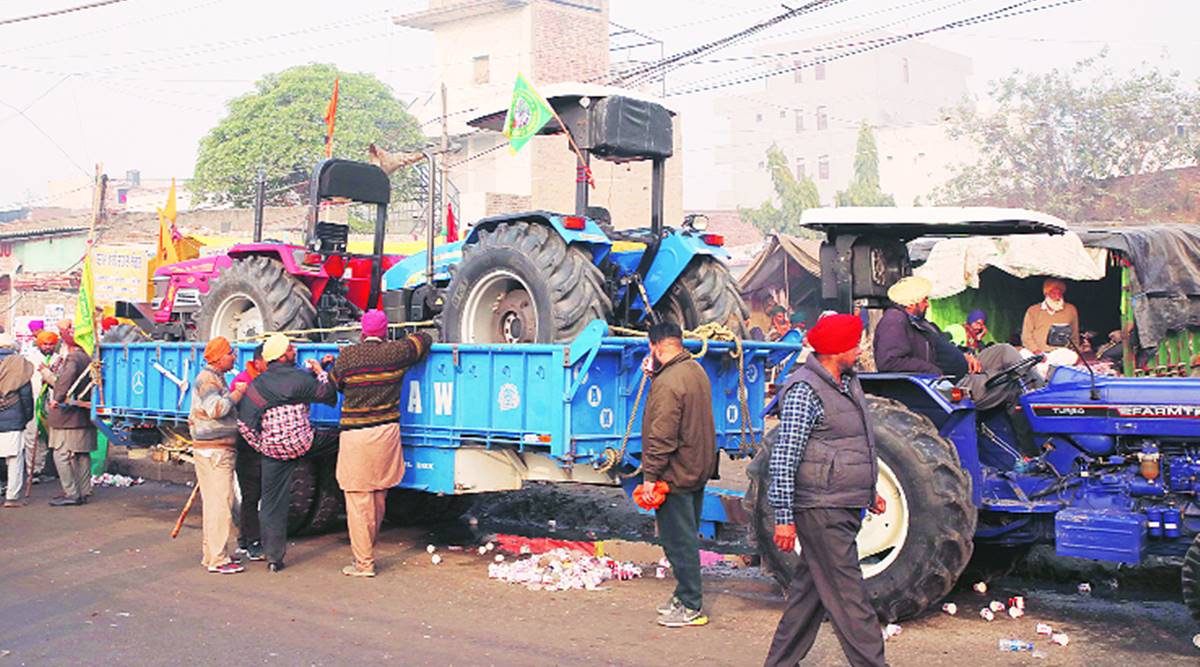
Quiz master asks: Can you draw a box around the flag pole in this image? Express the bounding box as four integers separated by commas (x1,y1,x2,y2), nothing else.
544,105,594,189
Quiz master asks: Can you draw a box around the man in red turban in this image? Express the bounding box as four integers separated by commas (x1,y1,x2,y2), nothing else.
763,313,889,667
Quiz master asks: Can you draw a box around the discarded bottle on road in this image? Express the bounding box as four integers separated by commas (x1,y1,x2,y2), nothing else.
998,639,1035,652
941,602,957,615
980,608,995,622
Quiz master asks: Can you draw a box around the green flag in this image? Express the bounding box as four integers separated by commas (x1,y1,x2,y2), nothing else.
74,250,96,356
503,73,554,153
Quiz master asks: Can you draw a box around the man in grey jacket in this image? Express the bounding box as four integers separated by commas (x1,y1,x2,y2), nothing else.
189,337,246,574
764,314,888,667
47,320,95,507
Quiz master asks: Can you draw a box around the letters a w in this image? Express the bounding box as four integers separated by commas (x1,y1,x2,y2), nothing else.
434,382,453,416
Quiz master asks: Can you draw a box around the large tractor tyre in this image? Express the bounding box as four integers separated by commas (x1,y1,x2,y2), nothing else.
441,221,612,344
656,257,749,335
296,454,345,536
101,324,148,344
193,256,316,342
747,396,977,623
384,489,472,526
1183,532,1200,620
286,458,319,536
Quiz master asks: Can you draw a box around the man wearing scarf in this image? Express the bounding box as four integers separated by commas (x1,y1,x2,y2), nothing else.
0,333,35,508
328,310,431,577
1021,278,1079,354
189,337,247,574
46,320,94,507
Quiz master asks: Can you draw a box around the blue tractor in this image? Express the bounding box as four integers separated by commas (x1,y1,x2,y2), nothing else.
747,207,1200,622
380,91,746,343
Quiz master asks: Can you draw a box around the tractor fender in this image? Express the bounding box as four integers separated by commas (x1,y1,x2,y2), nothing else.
467,211,612,263
225,243,329,301
639,231,730,309
859,373,984,507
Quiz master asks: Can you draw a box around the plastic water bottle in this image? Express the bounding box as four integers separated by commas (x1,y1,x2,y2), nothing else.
998,639,1034,652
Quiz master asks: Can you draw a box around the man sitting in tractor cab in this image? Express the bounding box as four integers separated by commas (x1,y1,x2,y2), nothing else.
875,276,1042,455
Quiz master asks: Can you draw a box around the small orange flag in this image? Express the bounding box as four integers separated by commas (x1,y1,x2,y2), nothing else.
324,78,339,158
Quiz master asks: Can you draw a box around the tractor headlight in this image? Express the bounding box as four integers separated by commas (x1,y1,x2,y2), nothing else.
683,213,709,232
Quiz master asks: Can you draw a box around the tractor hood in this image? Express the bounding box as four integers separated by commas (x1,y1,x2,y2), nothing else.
801,207,1067,241
1023,366,1200,440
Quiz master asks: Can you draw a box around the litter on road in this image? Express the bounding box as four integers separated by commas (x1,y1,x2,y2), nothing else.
91,473,144,488
941,603,957,615
487,547,642,592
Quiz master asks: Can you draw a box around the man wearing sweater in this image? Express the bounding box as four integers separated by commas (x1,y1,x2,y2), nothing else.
328,310,431,577
1021,278,1079,353
189,337,247,574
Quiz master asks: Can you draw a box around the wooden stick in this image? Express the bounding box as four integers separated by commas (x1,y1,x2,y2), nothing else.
170,484,200,539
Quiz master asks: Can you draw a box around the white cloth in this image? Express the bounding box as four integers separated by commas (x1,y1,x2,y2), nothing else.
915,232,1108,299
0,430,22,458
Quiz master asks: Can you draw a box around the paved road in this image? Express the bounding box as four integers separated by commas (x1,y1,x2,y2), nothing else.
1,481,1197,666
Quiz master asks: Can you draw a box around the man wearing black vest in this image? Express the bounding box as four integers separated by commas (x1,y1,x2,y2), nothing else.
763,313,889,667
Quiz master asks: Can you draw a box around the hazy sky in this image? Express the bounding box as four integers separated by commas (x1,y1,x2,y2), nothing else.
0,0,1196,210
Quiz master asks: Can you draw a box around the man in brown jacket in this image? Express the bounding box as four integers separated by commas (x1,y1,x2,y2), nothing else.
46,320,95,507
641,321,717,628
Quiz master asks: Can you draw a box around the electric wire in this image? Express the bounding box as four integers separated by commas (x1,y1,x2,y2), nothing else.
0,0,130,28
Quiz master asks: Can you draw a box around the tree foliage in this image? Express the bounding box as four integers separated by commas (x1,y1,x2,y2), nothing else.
932,53,1198,221
739,145,820,236
835,123,895,207
191,63,423,207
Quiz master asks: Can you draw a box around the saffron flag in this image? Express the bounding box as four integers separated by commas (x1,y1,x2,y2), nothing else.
445,202,458,243
74,250,96,356
502,73,553,154
156,178,180,265
324,78,340,158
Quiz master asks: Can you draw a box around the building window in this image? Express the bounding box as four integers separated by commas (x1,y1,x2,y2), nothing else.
756,112,763,123
793,62,803,84
796,158,806,179
473,55,490,85
818,155,830,180
816,106,828,131
902,57,910,84
815,61,826,80
794,109,804,133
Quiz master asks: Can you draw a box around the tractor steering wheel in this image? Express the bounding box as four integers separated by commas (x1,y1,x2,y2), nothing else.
984,353,1045,390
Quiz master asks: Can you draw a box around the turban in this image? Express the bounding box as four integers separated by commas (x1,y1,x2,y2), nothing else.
966,309,987,325
806,313,863,356
262,333,290,363
101,316,120,332
767,305,786,318
36,331,59,347
204,337,233,364
887,276,932,307
361,309,388,339
789,311,808,326
28,320,44,333
1043,278,1067,294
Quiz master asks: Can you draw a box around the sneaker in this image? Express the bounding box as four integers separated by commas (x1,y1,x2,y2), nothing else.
342,565,376,578
48,496,83,507
207,562,245,574
657,597,681,615
244,542,266,561
657,606,709,628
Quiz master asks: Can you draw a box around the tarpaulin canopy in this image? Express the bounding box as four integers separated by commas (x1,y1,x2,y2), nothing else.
913,232,1109,300
1075,225,1200,348
738,234,821,295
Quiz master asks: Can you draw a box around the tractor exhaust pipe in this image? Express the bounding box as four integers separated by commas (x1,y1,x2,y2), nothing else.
423,149,437,284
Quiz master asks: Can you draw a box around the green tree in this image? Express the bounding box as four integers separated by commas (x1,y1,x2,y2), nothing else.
191,63,423,207
739,145,820,236
932,53,1198,221
835,123,895,207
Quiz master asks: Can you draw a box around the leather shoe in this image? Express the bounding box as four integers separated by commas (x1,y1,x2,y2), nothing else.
49,497,82,507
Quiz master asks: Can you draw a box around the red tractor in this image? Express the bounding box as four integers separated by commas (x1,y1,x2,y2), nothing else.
115,160,403,342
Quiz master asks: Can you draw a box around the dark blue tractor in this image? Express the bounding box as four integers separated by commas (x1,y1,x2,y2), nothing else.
747,207,1200,623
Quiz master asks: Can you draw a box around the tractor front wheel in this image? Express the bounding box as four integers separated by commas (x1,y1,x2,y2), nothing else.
1182,532,1200,620
441,221,611,343
193,256,316,341
748,396,976,622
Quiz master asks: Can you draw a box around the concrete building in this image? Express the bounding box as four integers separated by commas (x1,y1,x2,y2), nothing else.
713,35,978,209
393,0,683,230
47,171,193,214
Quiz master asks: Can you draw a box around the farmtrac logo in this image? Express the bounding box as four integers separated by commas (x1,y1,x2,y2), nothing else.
1030,403,1200,418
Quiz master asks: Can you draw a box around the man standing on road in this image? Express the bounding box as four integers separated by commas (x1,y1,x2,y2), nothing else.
47,320,96,507
0,333,34,508
640,321,717,628
231,344,266,562
23,330,60,490
189,337,247,574
764,313,889,667
237,333,337,572
328,310,431,577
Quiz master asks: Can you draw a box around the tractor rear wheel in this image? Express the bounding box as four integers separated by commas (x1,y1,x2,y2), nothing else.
748,396,976,622
656,257,748,335
441,221,611,343
193,256,316,341
1182,532,1200,620
296,453,345,535
101,324,148,344
286,459,319,535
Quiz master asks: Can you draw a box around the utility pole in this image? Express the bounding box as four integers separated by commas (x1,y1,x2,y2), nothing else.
439,82,449,240
253,167,265,243
87,162,107,246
